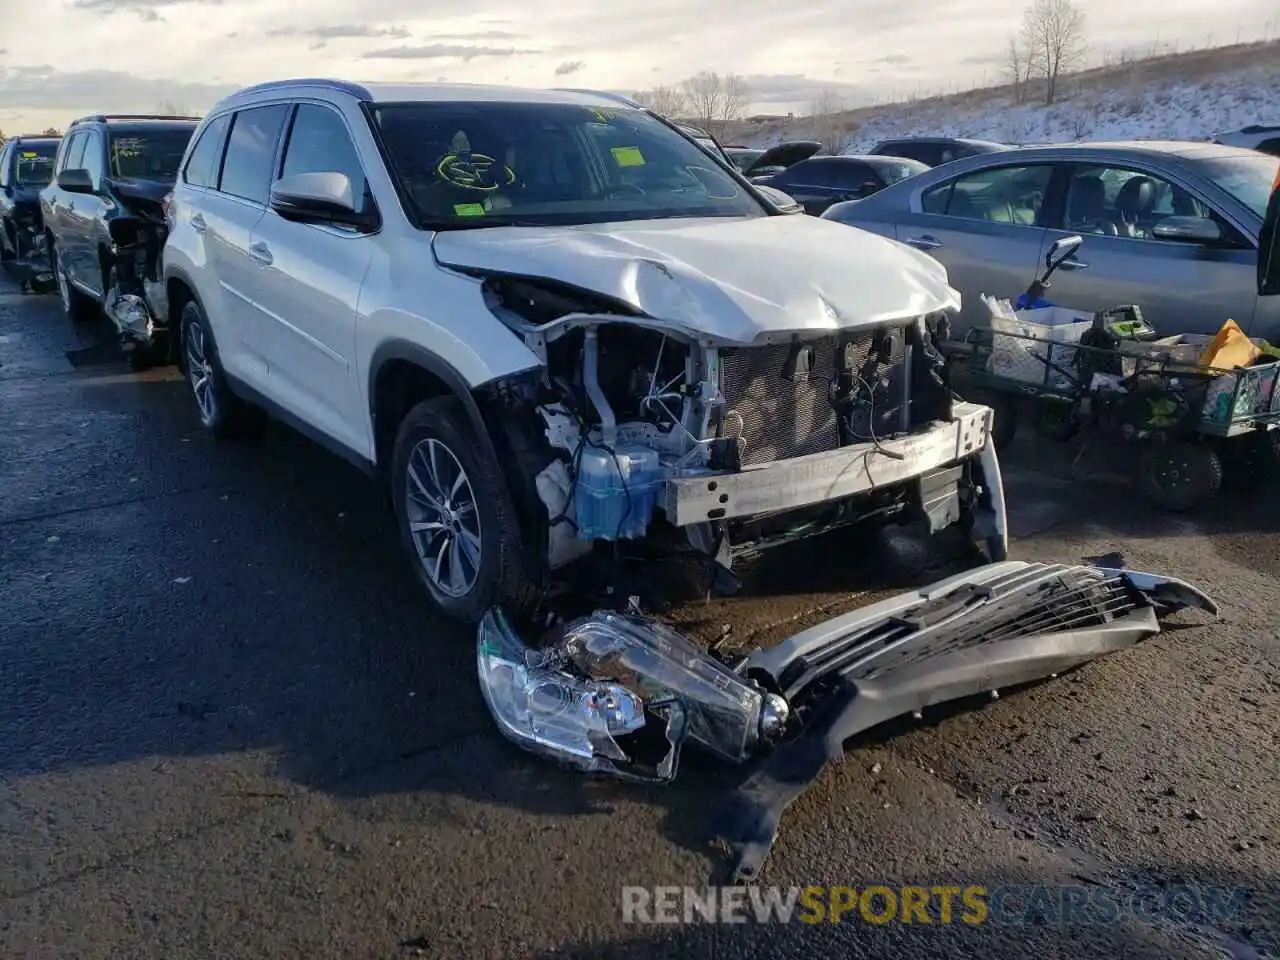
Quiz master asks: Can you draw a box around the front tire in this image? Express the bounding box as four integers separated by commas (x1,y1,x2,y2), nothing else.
391,396,539,624
51,243,100,323
180,299,263,438
1137,441,1222,512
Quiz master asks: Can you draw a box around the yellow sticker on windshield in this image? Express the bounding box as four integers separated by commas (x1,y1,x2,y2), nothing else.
22,151,38,158
611,146,646,168
453,203,486,217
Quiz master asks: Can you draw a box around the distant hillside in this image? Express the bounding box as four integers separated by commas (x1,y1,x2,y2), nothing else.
728,39,1280,152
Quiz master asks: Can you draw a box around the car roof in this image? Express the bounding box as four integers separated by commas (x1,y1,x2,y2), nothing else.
212,78,645,114
877,136,1008,148
973,140,1265,163
68,116,200,135
8,135,61,144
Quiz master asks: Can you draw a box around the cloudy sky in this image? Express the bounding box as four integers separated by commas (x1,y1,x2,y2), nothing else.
1,0,1276,133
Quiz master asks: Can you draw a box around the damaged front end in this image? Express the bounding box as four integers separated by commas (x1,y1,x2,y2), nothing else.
478,560,1216,879
6,211,55,293
102,181,172,361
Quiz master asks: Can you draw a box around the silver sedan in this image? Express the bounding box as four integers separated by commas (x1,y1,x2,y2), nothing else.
821,141,1280,340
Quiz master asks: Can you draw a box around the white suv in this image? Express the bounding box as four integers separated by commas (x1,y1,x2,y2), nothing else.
163,78,1006,624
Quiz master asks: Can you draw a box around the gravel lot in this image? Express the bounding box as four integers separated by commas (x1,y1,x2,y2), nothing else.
1,272,1276,960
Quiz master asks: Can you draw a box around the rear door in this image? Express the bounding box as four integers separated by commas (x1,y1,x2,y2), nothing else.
45,131,86,272
894,161,1055,334
247,101,376,455
196,104,291,383
1036,161,1258,337
69,129,109,295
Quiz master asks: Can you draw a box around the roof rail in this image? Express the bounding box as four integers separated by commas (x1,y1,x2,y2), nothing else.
553,88,643,109
70,113,202,127
228,78,373,101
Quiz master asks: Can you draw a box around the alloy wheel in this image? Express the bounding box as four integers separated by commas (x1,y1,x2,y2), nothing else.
185,321,217,424
405,438,482,598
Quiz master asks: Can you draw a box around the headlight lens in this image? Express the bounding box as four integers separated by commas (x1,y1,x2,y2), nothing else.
477,607,783,781
478,608,647,771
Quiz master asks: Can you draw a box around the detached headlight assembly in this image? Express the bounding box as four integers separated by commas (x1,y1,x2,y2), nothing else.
477,608,788,781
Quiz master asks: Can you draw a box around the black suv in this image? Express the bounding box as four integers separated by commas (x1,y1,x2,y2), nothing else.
867,136,1010,168
40,114,199,364
0,133,61,290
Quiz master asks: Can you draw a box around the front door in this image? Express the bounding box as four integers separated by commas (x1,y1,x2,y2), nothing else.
244,102,374,457
1038,162,1258,338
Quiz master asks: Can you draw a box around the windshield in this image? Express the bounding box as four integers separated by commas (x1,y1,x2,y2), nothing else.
1197,154,1280,219
14,143,58,186
109,128,196,181
727,149,765,172
372,101,764,229
876,159,928,184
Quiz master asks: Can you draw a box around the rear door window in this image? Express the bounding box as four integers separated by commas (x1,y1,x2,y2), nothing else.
922,164,1053,225
220,105,290,205
183,114,232,190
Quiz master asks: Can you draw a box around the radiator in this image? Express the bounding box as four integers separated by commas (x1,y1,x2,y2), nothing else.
717,327,911,467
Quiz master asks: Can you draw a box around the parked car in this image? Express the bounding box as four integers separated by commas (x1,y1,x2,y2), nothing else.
725,141,824,179
752,154,929,215
0,133,60,289
1213,124,1280,157
162,78,1005,627
40,113,200,366
822,141,1280,340
868,137,1011,168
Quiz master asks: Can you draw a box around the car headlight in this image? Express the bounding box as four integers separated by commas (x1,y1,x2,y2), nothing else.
477,607,788,781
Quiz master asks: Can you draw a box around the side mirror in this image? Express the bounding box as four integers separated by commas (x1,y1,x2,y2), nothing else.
269,172,377,231
1045,234,1083,268
754,184,803,215
1259,179,1279,297
57,169,94,195
1152,216,1222,243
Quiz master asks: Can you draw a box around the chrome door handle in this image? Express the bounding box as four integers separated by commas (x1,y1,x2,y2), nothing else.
1059,258,1089,271
190,213,207,234
249,241,273,266
906,235,942,250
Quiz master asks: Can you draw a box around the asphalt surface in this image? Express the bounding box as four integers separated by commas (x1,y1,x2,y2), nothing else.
0,268,1276,960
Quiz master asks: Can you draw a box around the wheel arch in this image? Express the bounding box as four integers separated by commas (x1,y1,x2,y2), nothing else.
368,339,530,482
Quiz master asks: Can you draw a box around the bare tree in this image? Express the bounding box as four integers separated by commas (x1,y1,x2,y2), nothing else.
1004,34,1036,104
42,127,61,137
1020,0,1088,105
679,71,748,138
632,85,687,120
156,98,191,116
809,88,845,154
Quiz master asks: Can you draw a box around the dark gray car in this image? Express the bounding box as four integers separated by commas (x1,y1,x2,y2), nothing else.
822,141,1280,340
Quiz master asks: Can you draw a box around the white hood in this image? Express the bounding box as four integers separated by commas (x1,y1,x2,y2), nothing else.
432,215,960,345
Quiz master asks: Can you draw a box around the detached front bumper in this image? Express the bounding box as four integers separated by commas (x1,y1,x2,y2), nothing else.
662,401,992,525
477,560,1215,880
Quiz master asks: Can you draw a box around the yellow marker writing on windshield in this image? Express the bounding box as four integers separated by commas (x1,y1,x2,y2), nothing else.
611,146,646,168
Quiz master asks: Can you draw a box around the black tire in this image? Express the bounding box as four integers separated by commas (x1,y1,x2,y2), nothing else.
1031,398,1079,441
1136,441,1223,512
1220,430,1280,492
391,396,540,624
0,219,14,263
51,242,99,322
179,299,264,438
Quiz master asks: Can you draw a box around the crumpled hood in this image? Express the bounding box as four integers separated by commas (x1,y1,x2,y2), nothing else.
432,215,960,344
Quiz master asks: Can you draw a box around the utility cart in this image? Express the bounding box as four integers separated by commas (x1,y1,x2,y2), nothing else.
943,235,1280,512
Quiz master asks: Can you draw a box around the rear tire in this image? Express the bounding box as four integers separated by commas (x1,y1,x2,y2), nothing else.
180,299,264,439
1031,398,1079,442
391,396,540,624
1137,441,1222,512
